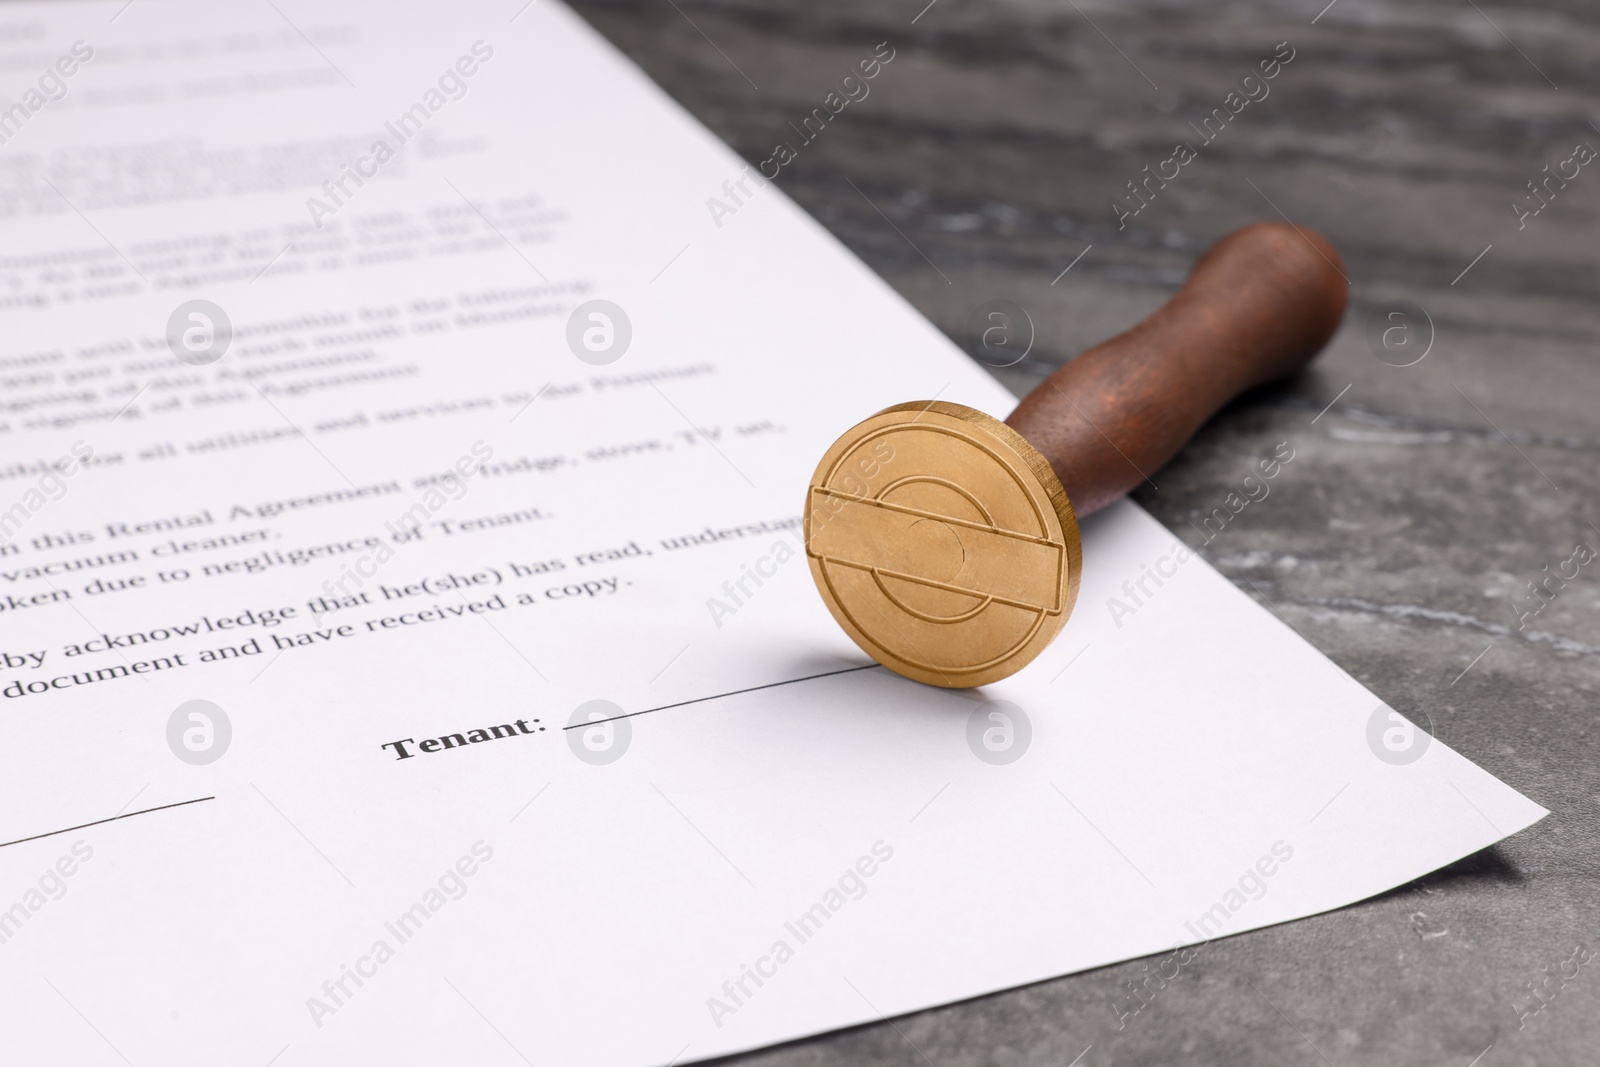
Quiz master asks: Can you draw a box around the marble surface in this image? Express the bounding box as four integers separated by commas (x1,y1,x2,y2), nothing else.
568,1,1600,1063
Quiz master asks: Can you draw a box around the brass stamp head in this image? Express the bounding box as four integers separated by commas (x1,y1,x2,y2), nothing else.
805,401,1081,688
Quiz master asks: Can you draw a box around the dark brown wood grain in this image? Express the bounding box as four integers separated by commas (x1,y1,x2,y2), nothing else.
1005,222,1348,516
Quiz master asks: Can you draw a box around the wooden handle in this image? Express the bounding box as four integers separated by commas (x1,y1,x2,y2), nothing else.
1005,222,1348,516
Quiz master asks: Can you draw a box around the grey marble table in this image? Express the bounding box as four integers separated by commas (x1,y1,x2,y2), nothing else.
568,1,1600,1063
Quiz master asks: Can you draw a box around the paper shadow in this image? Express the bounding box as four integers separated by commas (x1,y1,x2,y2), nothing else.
1371,842,1528,902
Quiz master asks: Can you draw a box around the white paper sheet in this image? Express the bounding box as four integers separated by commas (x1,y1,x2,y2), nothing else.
0,2,1543,1064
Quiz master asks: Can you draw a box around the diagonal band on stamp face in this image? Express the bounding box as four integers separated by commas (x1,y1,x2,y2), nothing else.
806,487,1065,614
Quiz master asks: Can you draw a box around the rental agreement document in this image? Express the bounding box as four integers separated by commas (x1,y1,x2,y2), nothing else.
0,2,1544,1064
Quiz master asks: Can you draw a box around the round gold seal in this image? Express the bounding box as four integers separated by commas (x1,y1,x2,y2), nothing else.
804,401,1082,688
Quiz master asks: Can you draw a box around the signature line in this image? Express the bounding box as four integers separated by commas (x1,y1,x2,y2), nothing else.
0,796,214,849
